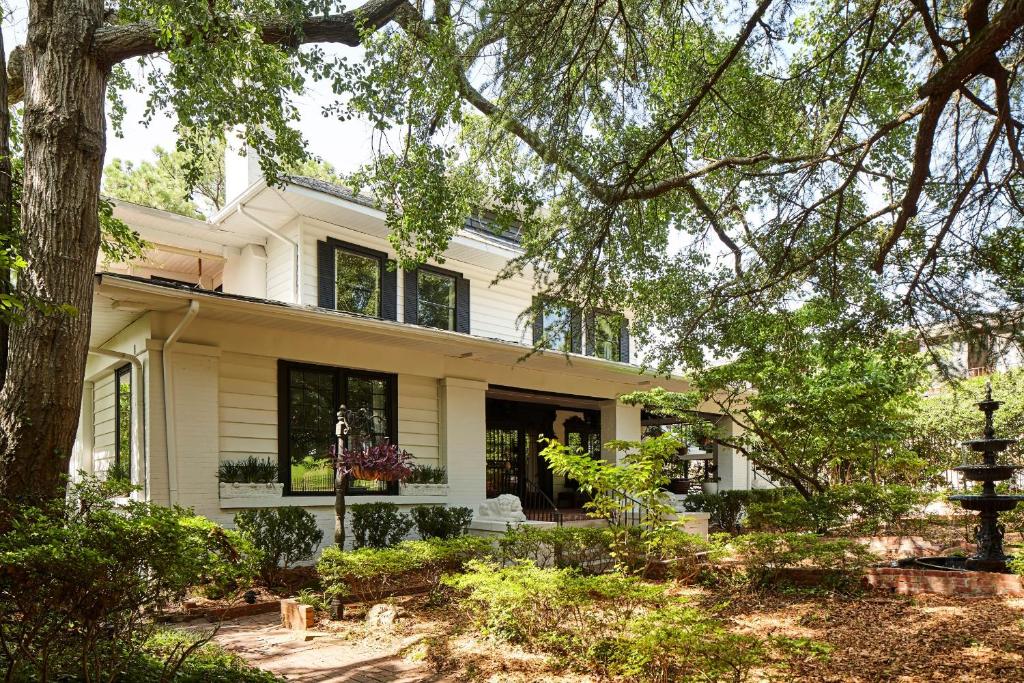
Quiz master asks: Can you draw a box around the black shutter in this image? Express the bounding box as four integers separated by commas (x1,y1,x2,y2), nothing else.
570,309,583,354
456,276,471,334
584,312,596,356
532,298,544,345
381,260,398,321
404,269,418,324
619,316,630,364
317,241,335,309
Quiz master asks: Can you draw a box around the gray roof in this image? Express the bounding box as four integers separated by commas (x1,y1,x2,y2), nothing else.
283,175,522,245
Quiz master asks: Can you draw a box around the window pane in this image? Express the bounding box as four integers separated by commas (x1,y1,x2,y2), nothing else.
345,376,391,492
115,367,132,471
288,367,336,493
542,304,572,351
417,270,456,330
335,249,380,317
594,314,621,362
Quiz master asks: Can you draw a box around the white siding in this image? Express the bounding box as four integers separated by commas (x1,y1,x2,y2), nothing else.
296,218,533,344
217,349,440,469
219,351,278,466
92,374,116,473
399,375,440,466
265,222,298,303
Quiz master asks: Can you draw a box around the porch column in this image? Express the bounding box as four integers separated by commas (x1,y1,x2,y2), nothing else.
715,415,751,490
599,399,642,464
440,377,488,510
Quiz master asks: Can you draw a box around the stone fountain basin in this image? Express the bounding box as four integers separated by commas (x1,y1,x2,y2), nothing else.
962,438,1017,452
953,464,1020,481
948,494,1024,512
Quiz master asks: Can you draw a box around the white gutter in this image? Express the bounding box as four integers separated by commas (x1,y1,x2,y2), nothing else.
88,348,147,499
162,300,200,505
237,204,301,303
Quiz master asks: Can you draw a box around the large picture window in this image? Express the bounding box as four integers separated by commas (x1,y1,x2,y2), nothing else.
279,361,398,495
114,365,132,473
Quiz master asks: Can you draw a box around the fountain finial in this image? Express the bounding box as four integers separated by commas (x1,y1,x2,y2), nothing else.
985,379,993,402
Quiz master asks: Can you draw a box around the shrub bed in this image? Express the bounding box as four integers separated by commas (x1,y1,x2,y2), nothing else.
317,536,493,604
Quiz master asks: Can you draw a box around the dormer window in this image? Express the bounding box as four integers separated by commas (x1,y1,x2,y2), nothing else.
404,265,471,333
317,238,398,320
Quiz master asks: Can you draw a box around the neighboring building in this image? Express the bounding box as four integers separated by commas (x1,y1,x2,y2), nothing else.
923,321,1023,380
72,160,760,542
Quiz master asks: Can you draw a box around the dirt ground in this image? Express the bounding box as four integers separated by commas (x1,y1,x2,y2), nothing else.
193,588,1024,682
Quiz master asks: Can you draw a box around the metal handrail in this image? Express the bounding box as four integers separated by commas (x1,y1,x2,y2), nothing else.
606,489,648,528
522,478,564,526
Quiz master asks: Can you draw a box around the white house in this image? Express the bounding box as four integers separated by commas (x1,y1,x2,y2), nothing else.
72,162,762,542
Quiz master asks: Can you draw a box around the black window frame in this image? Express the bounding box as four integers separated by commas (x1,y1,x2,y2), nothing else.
404,264,471,333
532,298,582,354
317,237,398,321
415,265,458,331
277,359,400,497
585,310,630,364
114,364,132,473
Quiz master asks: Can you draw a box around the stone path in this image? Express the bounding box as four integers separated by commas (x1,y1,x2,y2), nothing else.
183,613,452,683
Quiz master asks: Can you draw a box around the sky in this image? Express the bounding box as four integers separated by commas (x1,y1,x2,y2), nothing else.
2,2,378,175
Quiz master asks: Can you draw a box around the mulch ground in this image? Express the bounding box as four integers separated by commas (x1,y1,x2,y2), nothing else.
713,590,1024,682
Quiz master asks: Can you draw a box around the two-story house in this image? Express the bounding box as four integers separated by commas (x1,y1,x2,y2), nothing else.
71,158,760,541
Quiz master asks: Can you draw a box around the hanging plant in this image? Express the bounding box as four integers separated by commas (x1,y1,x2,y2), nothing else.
338,442,414,482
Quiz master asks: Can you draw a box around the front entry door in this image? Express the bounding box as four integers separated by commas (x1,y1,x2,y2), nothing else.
485,427,525,498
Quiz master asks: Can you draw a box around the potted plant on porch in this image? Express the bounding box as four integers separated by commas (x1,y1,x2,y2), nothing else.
400,464,448,497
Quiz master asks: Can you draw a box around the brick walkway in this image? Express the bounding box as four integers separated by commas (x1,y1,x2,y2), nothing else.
183,613,452,683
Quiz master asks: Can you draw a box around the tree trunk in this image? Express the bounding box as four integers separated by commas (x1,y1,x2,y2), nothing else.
0,27,12,391
0,0,108,505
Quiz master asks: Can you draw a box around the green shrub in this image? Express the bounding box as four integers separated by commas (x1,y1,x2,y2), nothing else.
317,536,493,604
682,489,787,533
1009,555,1024,576
595,605,765,682
218,456,278,484
444,561,763,680
732,532,878,589
745,485,934,535
133,629,283,682
0,477,259,681
646,529,731,582
499,525,616,573
350,502,414,548
234,507,323,582
405,464,447,484
409,505,473,539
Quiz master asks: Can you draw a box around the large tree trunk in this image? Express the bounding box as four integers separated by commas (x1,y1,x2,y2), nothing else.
0,0,108,505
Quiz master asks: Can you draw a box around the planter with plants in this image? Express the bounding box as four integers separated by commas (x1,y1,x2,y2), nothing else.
218,457,283,506
400,464,448,497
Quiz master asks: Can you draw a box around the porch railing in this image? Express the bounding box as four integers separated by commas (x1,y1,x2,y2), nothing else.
521,478,564,526
606,489,647,528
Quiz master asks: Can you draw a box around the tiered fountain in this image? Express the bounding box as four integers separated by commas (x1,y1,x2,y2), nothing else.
910,382,1023,572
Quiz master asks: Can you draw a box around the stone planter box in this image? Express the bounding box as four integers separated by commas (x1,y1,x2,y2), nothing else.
219,482,284,508
399,482,448,497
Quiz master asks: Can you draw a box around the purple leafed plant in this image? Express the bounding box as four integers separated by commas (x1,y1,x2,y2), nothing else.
337,442,414,481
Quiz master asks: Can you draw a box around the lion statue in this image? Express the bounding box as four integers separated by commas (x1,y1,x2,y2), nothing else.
478,494,528,522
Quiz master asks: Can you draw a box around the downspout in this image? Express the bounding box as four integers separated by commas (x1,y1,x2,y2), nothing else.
163,300,199,505
238,204,300,303
88,348,146,499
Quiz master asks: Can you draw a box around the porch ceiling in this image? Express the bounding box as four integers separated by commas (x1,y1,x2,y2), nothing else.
92,273,692,392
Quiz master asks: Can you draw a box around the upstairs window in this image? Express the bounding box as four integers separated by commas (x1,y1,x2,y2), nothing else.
593,313,623,362
335,249,380,317
417,270,456,330
404,266,471,333
317,237,398,320
585,311,630,364
114,364,132,474
532,299,581,353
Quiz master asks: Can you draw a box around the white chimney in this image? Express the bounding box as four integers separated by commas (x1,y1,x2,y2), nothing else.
224,128,264,204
